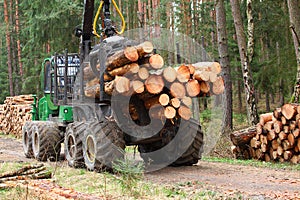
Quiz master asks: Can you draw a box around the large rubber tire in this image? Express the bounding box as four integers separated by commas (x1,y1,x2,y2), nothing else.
138,118,204,166
22,121,34,158
82,120,125,171
31,122,62,161
64,122,86,167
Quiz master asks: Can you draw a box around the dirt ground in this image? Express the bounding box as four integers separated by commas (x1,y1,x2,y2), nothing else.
0,136,299,199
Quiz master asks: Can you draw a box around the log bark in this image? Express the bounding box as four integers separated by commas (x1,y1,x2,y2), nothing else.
106,46,139,71
230,126,257,147
108,63,139,76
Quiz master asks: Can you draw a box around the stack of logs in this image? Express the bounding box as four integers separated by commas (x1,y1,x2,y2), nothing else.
84,41,224,121
231,103,300,164
0,95,33,137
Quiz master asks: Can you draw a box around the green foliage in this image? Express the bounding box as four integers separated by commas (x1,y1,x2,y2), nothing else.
112,159,145,198
203,156,300,171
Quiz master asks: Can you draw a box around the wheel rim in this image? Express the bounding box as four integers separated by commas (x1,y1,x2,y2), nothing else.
33,131,39,154
67,134,76,158
86,135,95,163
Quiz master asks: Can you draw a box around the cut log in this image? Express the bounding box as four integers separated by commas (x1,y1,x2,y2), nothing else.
282,140,292,150
263,121,273,132
250,137,261,148
186,80,200,97
193,62,222,74
149,54,164,69
283,125,290,134
177,65,191,83
193,70,210,82
271,140,279,150
163,66,177,83
164,106,176,119
283,151,293,160
273,108,282,119
287,133,295,146
281,116,287,125
138,67,150,80
181,96,192,107
230,126,257,147
256,123,263,135
277,145,284,156
273,120,282,134
106,46,139,71
209,72,218,82
145,75,164,94
281,103,297,120
178,105,192,120
292,128,299,138
212,77,225,95
261,143,267,153
108,63,139,76
267,130,276,141
159,94,170,106
170,82,186,99
259,113,273,126
200,81,210,94
279,131,288,140
136,41,154,57
170,98,181,108
187,64,195,75
297,138,300,152
115,76,130,93
290,155,300,164
131,80,144,94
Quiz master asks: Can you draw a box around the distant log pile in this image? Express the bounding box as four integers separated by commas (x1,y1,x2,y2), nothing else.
0,95,33,138
83,41,224,121
231,103,300,164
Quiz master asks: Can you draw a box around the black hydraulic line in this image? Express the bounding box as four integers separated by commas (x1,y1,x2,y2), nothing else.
63,49,68,105
54,53,58,105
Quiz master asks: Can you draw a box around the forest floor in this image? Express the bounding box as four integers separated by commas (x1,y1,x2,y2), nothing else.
0,136,299,199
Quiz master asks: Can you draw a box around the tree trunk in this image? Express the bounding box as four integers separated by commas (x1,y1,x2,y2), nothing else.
215,0,233,131
230,0,258,125
287,0,300,102
4,0,14,96
15,0,23,77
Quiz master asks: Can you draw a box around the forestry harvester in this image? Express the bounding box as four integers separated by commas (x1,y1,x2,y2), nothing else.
22,0,206,171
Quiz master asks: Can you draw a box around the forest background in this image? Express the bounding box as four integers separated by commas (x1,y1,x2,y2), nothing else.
1,0,299,130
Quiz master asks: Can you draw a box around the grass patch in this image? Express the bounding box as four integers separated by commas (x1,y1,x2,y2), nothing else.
203,156,300,171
